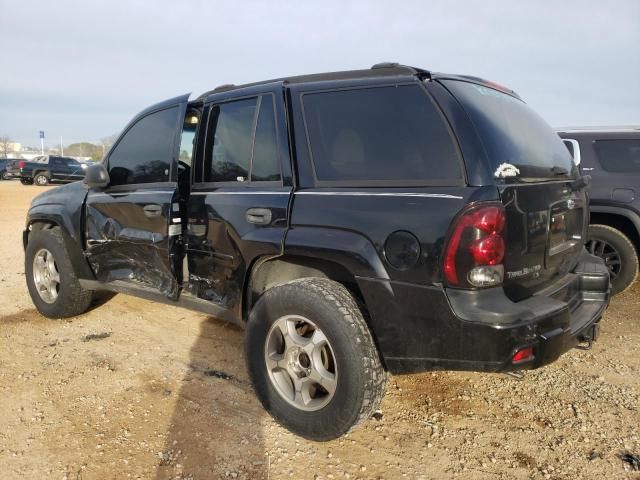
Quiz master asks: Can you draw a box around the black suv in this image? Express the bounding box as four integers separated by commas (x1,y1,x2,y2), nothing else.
558,127,640,294
23,64,609,440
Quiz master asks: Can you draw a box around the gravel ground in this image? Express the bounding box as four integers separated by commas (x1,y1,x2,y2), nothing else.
0,181,638,480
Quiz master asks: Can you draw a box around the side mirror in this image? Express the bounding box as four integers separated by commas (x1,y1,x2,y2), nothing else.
83,163,110,189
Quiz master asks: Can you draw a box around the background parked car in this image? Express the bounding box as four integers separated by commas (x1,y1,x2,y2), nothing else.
558,126,640,294
2,158,23,180
18,155,86,186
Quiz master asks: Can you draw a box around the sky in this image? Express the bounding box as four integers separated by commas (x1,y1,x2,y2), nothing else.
1,0,639,148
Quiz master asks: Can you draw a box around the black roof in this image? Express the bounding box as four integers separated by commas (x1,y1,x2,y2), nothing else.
196,63,430,100
194,63,523,102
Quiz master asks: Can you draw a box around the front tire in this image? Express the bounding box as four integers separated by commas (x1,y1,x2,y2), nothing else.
25,227,94,318
34,173,49,186
587,224,638,295
245,278,386,441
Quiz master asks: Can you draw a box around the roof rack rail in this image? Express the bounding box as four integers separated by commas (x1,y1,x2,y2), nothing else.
371,62,431,78
213,83,236,92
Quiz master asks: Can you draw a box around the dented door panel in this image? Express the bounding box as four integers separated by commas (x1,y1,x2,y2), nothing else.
85,186,180,297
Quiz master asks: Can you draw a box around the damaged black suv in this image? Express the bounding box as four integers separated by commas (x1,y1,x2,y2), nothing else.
24,63,610,440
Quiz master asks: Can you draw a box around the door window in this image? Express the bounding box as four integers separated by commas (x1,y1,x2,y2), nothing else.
108,106,181,186
204,95,281,184
251,96,280,182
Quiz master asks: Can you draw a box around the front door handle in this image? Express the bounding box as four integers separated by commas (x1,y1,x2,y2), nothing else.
143,204,162,218
246,208,272,225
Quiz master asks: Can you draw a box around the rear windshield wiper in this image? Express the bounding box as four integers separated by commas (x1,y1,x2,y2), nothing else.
550,166,569,176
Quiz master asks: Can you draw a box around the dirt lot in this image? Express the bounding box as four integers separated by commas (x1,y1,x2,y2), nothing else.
0,180,638,480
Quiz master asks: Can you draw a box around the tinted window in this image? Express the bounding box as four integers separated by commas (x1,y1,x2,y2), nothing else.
252,96,280,182
108,106,180,186
302,85,461,183
594,139,640,173
444,80,575,179
208,98,257,182
563,140,574,158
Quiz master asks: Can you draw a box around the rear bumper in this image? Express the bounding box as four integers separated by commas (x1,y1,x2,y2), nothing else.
358,250,610,374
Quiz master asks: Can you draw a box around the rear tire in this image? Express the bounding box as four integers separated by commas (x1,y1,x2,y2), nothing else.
34,173,49,186
587,224,638,295
25,227,94,318
245,278,386,441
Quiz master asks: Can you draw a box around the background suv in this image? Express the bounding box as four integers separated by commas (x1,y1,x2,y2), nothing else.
558,127,640,294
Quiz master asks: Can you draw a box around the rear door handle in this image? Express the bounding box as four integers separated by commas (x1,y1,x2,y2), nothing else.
246,208,272,225
143,204,162,218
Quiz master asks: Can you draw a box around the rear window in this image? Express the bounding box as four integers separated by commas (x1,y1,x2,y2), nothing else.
594,139,640,173
302,84,462,185
443,80,575,180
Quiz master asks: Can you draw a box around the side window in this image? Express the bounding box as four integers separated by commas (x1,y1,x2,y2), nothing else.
179,111,200,168
302,85,462,184
204,95,281,184
208,98,257,182
252,96,281,182
108,106,180,186
563,140,574,158
594,139,640,173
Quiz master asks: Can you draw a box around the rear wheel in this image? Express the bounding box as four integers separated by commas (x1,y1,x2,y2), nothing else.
587,224,638,295
34,173,49,186
1,171,8,180
25,227,94,318
245,278,386,441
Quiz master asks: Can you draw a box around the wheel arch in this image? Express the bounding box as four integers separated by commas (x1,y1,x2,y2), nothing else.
590,206,640,252
25,206,95,280
243,254,366,323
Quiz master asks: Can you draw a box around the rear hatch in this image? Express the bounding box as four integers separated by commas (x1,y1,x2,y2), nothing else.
442,79,588,301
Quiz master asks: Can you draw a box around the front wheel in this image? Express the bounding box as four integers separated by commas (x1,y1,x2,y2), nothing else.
245,278,386,441
25,227,94,318
587,224,638,295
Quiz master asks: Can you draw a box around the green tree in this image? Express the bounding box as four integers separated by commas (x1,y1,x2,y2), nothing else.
65,142,103,161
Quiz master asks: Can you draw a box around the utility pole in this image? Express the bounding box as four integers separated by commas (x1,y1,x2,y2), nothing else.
60,136,64,156
39,130,45,154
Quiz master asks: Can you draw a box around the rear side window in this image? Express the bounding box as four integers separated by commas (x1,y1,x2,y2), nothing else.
108,106,180,186
594,139,640,173
302,85,462,184
204,95,281,183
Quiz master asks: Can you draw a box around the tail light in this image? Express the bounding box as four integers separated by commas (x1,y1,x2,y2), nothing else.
443,202,506,288
18,161,26,168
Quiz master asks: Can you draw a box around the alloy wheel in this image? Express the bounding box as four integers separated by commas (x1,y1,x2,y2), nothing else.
587,238,621,280
32,248,60,304
264,315,338,411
